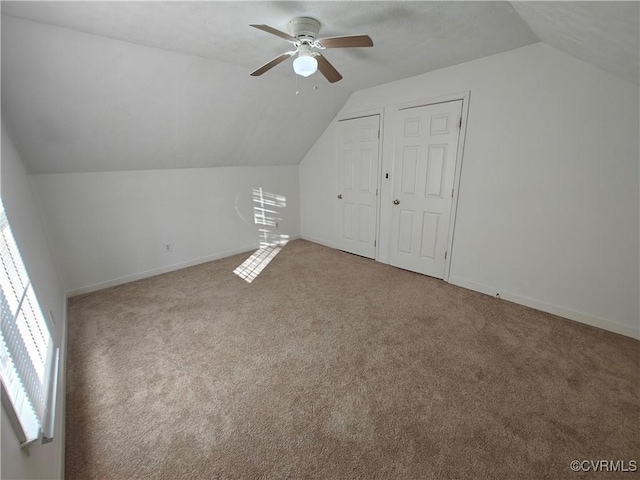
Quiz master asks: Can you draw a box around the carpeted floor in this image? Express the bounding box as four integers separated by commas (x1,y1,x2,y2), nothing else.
65,239,639,479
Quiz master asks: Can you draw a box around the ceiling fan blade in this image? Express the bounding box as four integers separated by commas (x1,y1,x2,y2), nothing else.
315,54,343,83
251,51,295,76
250,24,298,44
317,35,373,49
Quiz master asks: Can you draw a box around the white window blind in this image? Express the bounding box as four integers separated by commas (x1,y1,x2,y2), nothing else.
0,200,54,444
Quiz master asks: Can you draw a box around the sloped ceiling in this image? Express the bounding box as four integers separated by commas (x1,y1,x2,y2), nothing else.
0,1,637,174
512,1,639,86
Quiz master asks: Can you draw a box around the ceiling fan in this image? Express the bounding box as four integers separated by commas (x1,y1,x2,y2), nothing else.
250,17,373,83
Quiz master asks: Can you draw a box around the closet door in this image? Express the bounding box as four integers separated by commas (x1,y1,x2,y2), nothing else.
336,115,380,259
389,100,463,278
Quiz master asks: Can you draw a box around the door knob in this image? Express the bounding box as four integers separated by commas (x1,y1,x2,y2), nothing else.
337,194,343,199
393,199,400,205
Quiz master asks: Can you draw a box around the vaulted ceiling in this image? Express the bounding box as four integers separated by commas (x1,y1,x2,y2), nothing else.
1,1,638,173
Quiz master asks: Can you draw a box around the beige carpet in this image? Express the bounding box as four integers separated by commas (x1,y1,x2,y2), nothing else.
65,239,639,479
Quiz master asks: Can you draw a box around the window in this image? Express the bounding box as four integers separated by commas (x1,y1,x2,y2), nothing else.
0,199,55,445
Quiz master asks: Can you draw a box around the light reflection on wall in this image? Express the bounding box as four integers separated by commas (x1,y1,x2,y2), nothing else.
234,188,289,283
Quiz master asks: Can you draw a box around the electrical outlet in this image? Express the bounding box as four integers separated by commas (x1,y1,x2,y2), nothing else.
164,243,172,253
275,222,279,229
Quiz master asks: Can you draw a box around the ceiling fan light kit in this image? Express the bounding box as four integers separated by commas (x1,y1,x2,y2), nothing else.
293,49,318,77
250,17,373,83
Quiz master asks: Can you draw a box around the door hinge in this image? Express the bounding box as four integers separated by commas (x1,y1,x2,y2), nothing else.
374,240,377,247
451,188,454,198
444,251,447,260
376,188,378,196
459,117,462,129
377,130,380,139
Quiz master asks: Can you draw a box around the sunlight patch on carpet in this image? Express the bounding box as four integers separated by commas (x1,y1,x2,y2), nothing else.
234,246,283,283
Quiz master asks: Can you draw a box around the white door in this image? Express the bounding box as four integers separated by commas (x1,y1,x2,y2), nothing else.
337,115,380,259
389,100,463,278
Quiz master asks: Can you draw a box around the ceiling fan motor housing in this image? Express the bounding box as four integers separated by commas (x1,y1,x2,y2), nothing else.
288,17,321,42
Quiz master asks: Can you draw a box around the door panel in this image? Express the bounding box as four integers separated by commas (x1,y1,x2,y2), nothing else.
401,147,418,194
342,204,353,239
390,100,462,278
342,152,354,191
337,115,380,259
420,212,439,259
426,145,446,196
360,151,373,192
398,210,414,254
358,205,370,242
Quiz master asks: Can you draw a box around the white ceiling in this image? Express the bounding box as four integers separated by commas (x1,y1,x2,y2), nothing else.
512,1,639,86
1,1,637,173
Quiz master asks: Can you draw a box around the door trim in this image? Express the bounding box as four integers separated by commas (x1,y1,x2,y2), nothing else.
336,108,385,261
393,91,470,282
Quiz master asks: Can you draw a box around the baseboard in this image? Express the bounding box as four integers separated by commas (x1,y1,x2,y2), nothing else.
301,236,392,265
300,234,337,250
66,244,259,297
66,237,302,297
448,276,639,340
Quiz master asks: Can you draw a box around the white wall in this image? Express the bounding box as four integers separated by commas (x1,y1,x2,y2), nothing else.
300,43,640,339
31,166,300,295
1,124,67,479
299,122,340,249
